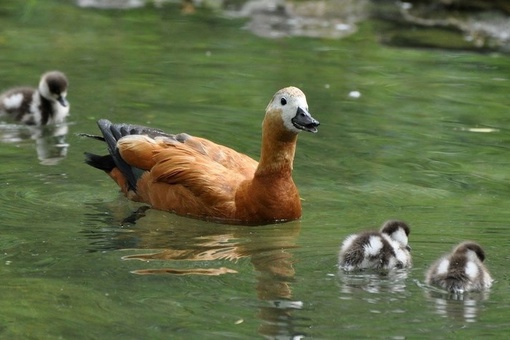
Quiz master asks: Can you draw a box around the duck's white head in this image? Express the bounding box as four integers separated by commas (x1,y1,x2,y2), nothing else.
38,71,69,108
380,220,411,250
265,86,319,134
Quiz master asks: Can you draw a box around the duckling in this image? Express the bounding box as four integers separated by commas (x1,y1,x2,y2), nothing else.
425,241,493,293
339,220,412,271
82,86,319,225
0,71,69,125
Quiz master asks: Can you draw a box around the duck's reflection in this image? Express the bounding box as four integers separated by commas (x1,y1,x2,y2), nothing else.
425,288,490,323
337,269,409,296
83,203,306,338
0,122,69,165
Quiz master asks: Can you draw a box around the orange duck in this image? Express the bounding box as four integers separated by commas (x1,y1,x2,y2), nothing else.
83,86,319,225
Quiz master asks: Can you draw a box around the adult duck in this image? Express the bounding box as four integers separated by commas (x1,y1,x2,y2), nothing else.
83,86,319,225
0,71,69,125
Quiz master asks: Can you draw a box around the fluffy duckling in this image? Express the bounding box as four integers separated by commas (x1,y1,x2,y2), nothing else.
82,86,319,225
339,220,412,271
425,241,493,293
0,71,69,125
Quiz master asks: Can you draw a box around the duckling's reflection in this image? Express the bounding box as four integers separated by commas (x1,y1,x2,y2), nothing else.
424,288,490,323
0,122,69,165
338,269,409,296
83,203,307,338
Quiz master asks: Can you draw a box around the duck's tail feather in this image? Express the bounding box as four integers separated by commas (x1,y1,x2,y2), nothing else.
77,133,105,142
84,152,116,172
98,119,148,192
82,119,160,192
83,119,178,192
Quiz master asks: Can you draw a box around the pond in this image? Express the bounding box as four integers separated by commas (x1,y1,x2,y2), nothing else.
1,0,510,338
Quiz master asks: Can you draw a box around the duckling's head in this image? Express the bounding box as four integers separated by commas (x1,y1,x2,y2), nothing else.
39,71,69,107
454,241,486,262
380,220,411,249
265,86,319,135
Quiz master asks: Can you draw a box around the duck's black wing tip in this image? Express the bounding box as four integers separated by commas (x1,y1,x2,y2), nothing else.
84,152,116,172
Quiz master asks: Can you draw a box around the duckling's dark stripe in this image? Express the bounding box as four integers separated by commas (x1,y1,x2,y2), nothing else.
39,94,53,125
379,237,397,267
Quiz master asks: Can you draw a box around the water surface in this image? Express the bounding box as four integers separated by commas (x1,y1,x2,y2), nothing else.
1,1,510,338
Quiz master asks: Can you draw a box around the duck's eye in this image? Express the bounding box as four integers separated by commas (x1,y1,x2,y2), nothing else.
280,97,287,106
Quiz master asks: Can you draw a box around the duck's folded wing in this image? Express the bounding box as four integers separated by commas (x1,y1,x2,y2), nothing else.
116,135,167,170
117,135,247,197
117,133,257,177
96,119,257,176
179,136,258,177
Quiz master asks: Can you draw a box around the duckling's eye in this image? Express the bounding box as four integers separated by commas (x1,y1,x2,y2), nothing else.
280,97,287,106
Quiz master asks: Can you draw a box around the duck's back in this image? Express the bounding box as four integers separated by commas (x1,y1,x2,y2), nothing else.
174,135,258,178
340,232,387,269
0,87,36,121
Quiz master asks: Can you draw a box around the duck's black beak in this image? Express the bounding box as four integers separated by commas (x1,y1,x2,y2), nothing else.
291,107,320,133
57,96,68,107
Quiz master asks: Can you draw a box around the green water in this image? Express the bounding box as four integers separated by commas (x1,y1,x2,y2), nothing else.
1,1,510,338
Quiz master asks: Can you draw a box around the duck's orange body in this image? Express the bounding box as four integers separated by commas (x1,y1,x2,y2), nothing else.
84,87,319,225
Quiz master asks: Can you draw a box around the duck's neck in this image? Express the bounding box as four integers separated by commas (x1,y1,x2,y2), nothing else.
255,118,297,177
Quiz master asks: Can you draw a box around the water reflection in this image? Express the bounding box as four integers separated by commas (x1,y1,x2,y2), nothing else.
226,0,365,39
425,288,490,323
83,204,306,338
337,269,409,296
0,122,69,165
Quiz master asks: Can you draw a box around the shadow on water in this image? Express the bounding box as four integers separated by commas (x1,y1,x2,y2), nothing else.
82,203,309,338
0,122,69,165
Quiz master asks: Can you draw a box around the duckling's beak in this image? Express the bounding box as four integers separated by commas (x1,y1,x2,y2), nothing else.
291,107,320,133
57,96,68,107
